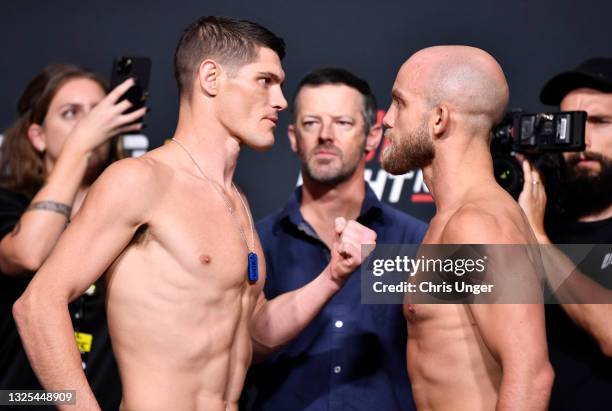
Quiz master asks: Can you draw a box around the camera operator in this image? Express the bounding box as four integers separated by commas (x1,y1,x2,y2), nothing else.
518,58,612,411
0,63,145,409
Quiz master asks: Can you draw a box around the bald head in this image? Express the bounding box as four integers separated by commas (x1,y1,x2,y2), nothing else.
398,45,509,131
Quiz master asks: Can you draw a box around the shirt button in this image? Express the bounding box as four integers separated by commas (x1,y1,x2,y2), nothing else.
333,366,342,374
334,320,344,328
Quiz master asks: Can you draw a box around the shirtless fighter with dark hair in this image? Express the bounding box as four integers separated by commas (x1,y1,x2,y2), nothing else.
14,16,376,411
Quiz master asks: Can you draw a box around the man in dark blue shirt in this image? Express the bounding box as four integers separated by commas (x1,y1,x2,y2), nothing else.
243,68,427,411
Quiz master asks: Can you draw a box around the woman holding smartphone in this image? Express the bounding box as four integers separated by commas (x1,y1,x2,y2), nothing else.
0,63,146,410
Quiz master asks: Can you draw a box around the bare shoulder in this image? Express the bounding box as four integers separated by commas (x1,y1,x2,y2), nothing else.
442,201,528,244
90,156,164,198
441,205,498,244
80,154,173,223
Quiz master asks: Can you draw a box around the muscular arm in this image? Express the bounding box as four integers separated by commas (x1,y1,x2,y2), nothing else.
443,210,554,411
12,158,155,411
518,160,612,356
469,302,552,411
249,266,343,359
250,218,376,358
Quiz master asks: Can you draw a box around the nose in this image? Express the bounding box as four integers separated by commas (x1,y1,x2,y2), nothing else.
382,105,394,129
318,119,334,143
584,125,593,150
272,87,288,111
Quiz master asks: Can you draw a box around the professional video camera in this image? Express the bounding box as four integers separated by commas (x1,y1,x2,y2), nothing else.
491,109,586,197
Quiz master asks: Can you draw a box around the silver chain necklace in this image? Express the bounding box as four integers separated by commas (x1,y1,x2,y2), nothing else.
172,138,259,282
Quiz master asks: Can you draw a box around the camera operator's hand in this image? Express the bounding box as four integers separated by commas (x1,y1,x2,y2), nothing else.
517,160,550,244
63,78,147,156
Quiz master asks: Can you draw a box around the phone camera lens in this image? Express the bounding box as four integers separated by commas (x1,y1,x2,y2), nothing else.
117,58,133,75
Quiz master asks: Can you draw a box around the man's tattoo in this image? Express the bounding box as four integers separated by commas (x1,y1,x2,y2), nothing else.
27,201,72,219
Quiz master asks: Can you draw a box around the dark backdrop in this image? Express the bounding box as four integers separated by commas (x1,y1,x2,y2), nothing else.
2,0,611,222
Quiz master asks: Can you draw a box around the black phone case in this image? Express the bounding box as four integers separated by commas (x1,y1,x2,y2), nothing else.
110,56,151,113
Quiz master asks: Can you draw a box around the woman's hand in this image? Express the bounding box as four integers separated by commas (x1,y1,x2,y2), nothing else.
64,78,147,155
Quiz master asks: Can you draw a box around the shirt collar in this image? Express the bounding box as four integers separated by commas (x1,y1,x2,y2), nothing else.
274,183,384,234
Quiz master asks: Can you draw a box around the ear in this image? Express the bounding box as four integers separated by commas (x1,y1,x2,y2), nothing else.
288,124,298,153
365,123,383,153
431,105,450,138
27,123,46,153
197,59,222,96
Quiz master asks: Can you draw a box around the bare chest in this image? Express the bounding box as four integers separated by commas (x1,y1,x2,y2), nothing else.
122,187,265,294
403,303,476,330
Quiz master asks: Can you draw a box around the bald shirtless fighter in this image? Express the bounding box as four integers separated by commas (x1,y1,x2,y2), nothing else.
13,16,376,411
381,46,554,411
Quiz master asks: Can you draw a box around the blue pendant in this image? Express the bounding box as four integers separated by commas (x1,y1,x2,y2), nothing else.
248,252,258,282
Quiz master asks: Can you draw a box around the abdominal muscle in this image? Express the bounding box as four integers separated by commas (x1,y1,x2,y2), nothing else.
406,304,501,411
104,244,259,411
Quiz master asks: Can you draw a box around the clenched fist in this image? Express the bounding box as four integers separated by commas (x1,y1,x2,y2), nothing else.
327,217,377,287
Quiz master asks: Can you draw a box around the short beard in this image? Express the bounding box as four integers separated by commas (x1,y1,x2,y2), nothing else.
559,152,612,219
381,122,434,175
299,140,365,186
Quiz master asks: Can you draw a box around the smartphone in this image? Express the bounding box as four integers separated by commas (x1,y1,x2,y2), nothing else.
110,56,151,113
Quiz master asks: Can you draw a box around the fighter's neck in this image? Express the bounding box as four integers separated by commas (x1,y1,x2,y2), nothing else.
423,139,497,212
173,106,241,189
300,169,366,224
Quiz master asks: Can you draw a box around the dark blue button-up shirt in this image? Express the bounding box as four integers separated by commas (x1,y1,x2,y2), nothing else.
243,184,427,411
